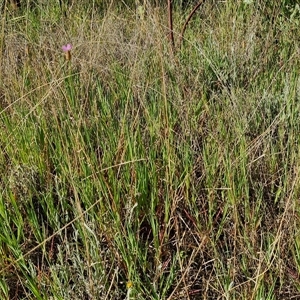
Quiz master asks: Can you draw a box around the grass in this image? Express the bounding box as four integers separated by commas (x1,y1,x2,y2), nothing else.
0,0,300,299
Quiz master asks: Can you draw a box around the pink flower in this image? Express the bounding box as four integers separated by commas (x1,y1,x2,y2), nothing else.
62,44,72,52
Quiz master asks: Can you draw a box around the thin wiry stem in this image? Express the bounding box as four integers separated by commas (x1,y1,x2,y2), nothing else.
167,0,175,53
179,0,206,48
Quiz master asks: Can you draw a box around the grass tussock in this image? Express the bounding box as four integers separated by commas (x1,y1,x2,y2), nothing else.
0,0,300,299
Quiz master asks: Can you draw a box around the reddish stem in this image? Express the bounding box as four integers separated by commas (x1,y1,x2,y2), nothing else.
167,0,175,52
179,0,206,48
